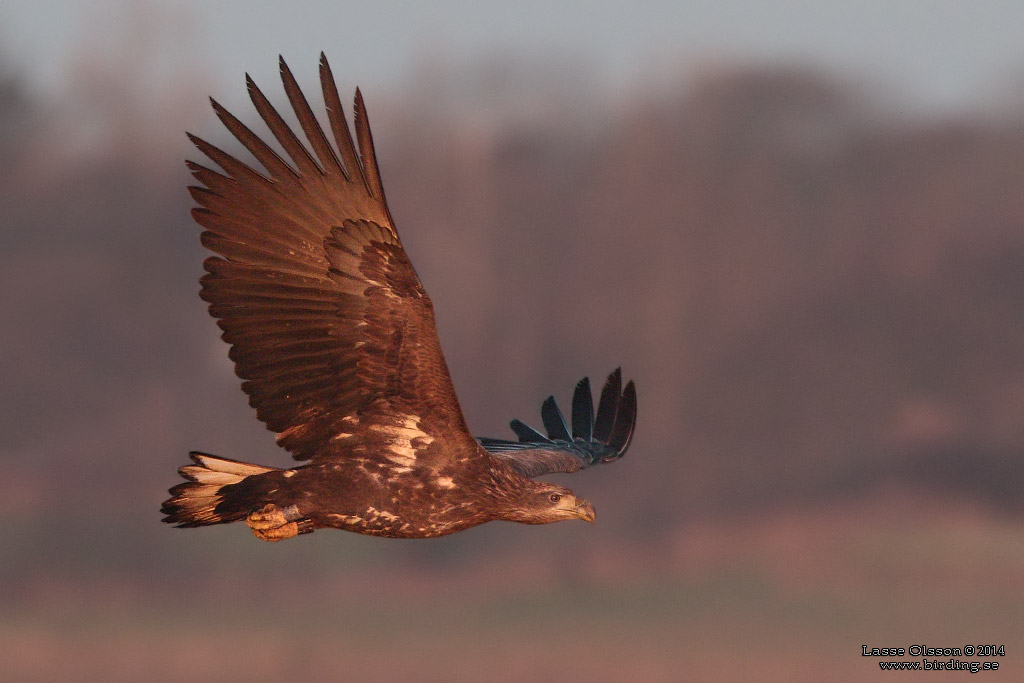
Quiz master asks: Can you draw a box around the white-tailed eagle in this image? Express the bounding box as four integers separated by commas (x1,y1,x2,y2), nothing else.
161,56,636,541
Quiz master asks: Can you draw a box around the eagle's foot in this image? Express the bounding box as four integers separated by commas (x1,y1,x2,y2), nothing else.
246,503,313,542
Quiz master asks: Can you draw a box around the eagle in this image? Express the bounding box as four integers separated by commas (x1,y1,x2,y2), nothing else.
161,56,636,541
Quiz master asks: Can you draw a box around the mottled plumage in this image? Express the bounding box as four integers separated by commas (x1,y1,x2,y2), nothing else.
161,56,637,541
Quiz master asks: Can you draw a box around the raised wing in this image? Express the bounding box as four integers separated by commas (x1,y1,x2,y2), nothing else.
188,55,476,462
479,369,637,477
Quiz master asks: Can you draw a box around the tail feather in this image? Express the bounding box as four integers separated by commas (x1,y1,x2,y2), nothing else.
161,451,278,527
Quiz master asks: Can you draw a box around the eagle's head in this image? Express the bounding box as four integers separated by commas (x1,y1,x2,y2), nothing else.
504,482,596,525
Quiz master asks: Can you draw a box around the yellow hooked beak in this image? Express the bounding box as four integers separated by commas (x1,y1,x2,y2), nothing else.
574,498,596,523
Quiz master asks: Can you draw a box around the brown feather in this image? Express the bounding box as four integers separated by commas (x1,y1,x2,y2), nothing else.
279,55,345,179
165,57,625,540
245,73,322,177
318,53,363,186
353,88,387,205
187,58,477,466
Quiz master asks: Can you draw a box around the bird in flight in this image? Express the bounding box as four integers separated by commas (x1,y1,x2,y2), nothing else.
161,55,636,541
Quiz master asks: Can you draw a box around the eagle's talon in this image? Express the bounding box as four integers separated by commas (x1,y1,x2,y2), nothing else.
247,503,289,530
250,521,299,541
246,503,314,541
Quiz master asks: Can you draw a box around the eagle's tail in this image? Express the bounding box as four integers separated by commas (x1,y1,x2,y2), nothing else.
161,451,279,527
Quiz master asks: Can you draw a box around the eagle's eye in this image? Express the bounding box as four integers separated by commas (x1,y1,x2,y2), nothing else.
548,493,562,504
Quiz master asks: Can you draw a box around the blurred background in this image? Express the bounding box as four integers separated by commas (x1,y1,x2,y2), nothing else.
3,1,1024,680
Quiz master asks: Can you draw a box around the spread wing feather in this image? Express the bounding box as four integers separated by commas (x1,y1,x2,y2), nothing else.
188,54,475,463
571,377,594,442
478,369,637,477
510,419,546,442
541,396,572,441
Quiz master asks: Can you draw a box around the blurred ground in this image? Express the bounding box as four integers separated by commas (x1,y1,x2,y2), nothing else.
5,492,1022,682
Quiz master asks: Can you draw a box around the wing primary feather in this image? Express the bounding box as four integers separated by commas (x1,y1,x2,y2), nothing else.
185,159,230,187
209,96,299,182
477,369,636,476
278,55,345,178
183,58,469,465
318,53,362,184
541,396,572,441
607,380,637,455
592,368,622,442
510,419,547,443
187,132,269,185
353,88,387,204
245,72,322,176
571,376,594,441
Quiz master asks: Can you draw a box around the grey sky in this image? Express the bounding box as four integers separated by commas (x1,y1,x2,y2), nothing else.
5,0,1024,113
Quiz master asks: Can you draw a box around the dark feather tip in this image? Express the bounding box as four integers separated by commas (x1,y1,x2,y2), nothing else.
541,395,571,442
593,368,622,442
510,419,547,443
571,376,594,441
607,380,637,456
